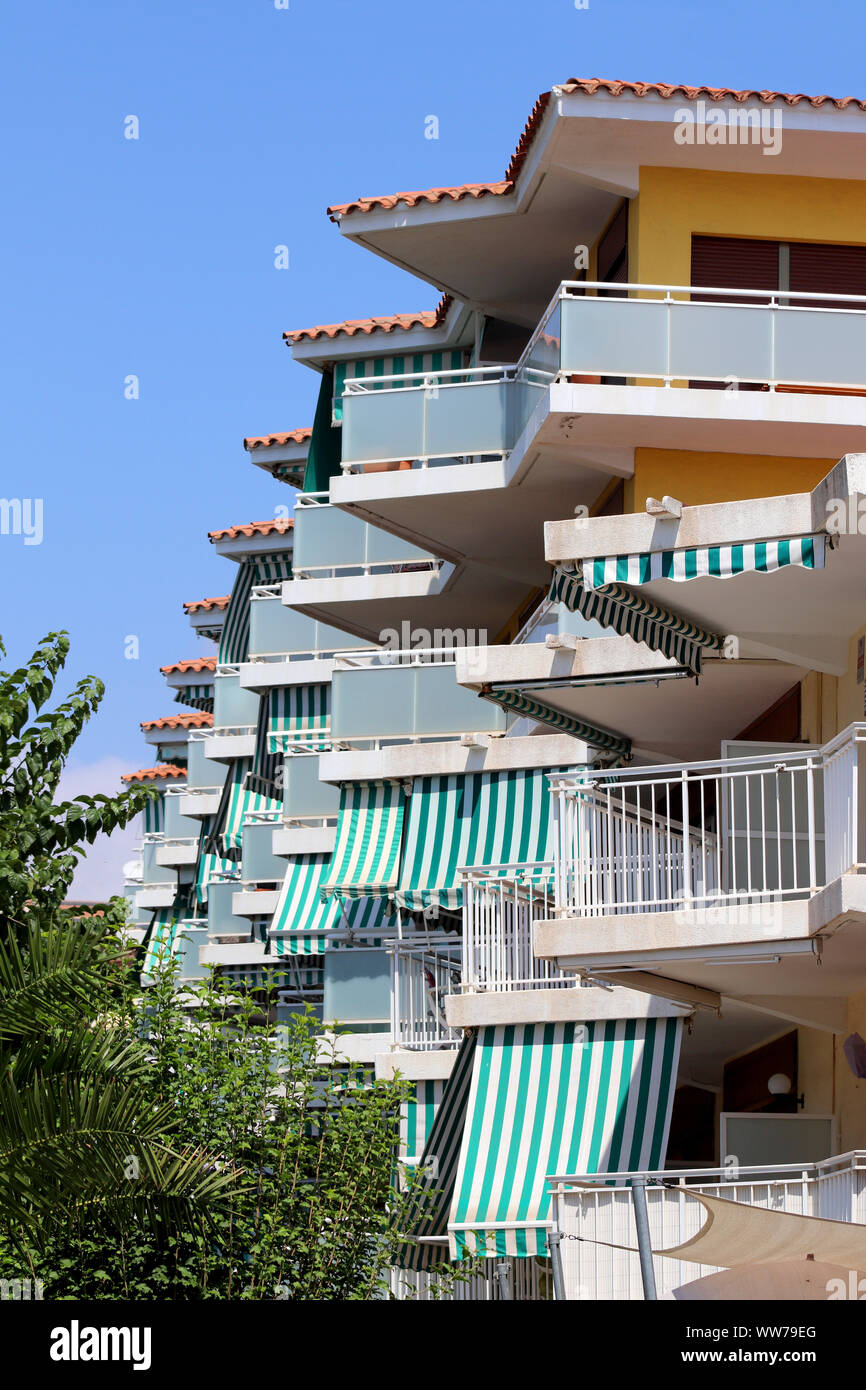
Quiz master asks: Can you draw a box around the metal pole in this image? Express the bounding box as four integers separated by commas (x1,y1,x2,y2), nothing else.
631,1175,657,1300
496,1260,513,1301
547,1230,566,1302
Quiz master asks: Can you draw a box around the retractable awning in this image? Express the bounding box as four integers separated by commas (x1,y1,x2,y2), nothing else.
142,910,180,976
269,853,341,953
401,1080,447,1166
479,688,631,760
396,768,566,912
551,536,826,675
582,536,825,590
395,1031,477,1272
319,782,406,901
173,685,214,714
267,684,330,753
143,794,165,836
195,854,237,905
550,568,717,673
218,555,294,664
449,1018,683,1260
211,758,281,854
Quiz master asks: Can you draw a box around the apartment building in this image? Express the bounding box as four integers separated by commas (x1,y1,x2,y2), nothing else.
124,79,866,1300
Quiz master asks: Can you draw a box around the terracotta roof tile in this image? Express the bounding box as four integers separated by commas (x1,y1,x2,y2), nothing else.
285,294,452,344
328,79,866,220
208,519,294,542
183,595,230,615
557,77,866,109
244,428,312,450
141,711,213,731
121,765,187,784
159,657,217,675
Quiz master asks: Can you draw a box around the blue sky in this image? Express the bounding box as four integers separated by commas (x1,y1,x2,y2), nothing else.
1,0,862,893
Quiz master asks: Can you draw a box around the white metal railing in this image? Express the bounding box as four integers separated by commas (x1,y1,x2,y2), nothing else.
550,725,866,918
519,278,866,391
343,363,517,394
390,1259,553,1301
201,725,256,738
390,939,462,1050
334,646,469,668
548,1151,866,1300
462,868,573,992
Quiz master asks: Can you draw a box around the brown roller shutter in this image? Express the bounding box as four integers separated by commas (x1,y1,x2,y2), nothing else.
691,235,779,304
788,241,866,309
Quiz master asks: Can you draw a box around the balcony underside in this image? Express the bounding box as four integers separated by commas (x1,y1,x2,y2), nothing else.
281,560,527,647
155,844,197,868
457,637,806,762
535,874,866,1030
537,381,866,460
331,448,630,591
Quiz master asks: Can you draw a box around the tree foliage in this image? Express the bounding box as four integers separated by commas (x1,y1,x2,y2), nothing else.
0,631,154,923
2,966,424,1299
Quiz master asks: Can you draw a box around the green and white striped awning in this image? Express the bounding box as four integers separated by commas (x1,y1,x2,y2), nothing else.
142,910,181,976
396,769,565,912
550,568,715,673
401,1080,447,1166
396,1031,477,1272
480,689,631,760
173,685,214,714
267,684,330,753
218,758,281,853
269,853,342,953
551,536,824,675
449,1018,683,1260
333,350,466,423
194,815,238,905
581,535,825,589
218,554,294,665
319,782,406,901
143,794,165,836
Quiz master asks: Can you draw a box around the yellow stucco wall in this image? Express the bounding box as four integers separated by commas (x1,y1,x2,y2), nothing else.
624,167,865,512
625,448,834,513
633,166,866,287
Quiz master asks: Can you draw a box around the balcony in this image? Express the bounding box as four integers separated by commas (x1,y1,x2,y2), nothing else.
206,877,247,940
329,649,509,746
535,724,866,1019
330,282,866,593
342,282,866,473
389,938,463,1052
204,671,259,760
549,1152,866,1301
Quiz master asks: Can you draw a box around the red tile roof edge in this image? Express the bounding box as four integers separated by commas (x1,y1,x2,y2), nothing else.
159,657,217,675
327,78,866,220
285,293,453,344
183,595,230,614
208,518,294,541
141,712,213,731
121,765,187,784
244,427,312,450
